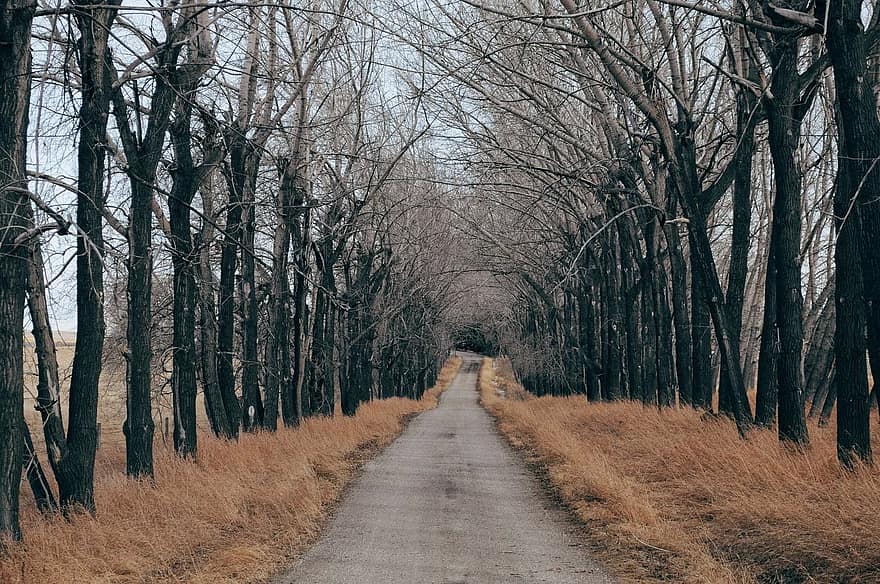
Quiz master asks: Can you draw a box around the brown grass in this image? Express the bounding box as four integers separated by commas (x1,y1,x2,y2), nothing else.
479,357,880,584
2,356,461,584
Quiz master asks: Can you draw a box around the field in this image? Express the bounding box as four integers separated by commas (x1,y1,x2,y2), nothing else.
479,358,880,584
23,333,233,479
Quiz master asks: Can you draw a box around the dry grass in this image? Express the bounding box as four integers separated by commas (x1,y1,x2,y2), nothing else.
2,356,461,584
479,357,880,584
490,358,533,401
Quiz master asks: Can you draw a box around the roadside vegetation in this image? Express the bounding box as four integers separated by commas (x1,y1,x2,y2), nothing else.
480,357,880,584
0,357,459,584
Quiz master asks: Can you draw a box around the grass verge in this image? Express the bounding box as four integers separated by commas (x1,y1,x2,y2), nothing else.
2,356,461,584
479,357,880,584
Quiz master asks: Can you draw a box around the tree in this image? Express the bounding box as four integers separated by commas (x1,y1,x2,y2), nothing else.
55,0,120,511
753,0,815,446
166,30,218,456
111,2,210,474
825,0,877,465
0,0,36,540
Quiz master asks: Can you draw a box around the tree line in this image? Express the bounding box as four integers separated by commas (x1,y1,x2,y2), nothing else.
390,0,879,465
0,0,458,541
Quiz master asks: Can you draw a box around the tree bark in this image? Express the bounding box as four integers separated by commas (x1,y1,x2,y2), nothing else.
168,99,202,457
125,176,156,478
664,218,693,406
0,0,33,538
647,218,674,407
832,184,871,465
24,235,70,487
196,179,235,439
690,236,713,409
57,0,120,511
305,270,329,416
819,379,837,427
600,230,623,400
719,53,757,416
618,216,642,400
323,296,338,413
217,151,243,438
197,242,232,438
577,278,601,401
805,292,834,415
641,276,658,405
341,249,385,415
755,242,779,427
291,205,311,422
764,32,809,446
265,160,297,430
826,0,876,465
681,198,753,434
22,421,56,515
237,146,263,431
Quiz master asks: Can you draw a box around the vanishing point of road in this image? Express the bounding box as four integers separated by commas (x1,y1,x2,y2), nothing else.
274,352,613,583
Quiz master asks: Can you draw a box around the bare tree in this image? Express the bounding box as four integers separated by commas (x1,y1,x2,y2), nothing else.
0,0,36,540
825,0,877,465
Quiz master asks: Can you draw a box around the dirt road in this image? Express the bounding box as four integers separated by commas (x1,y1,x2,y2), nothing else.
274,352,612,583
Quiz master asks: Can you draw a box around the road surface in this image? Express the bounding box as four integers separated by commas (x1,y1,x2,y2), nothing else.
274,352,612,583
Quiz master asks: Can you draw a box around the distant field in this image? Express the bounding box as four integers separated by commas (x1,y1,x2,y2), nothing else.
22,333,211,479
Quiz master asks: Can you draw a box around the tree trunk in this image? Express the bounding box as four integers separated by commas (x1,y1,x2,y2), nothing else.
168,103,200,458
291,204,311,423
111,19,182,478
755,245,779,427
306,272,329,416
227,139,263,432
819,380,837,428
679,192,753,434
59,0,119,511
22,421,56,515
618,217,641,400
195,172,236,439
664,218,693,406
342,251,384,415
648,218,675,407
25,236,68,475
265,161,296,430
690,238,713,409
805,292,834,415
0,0,33,538
719,63,756,417
765,35,809,446
577,278,600,401
217,157,242,438
641,277,658,405
324,298,338,414
832,184,871,465
741,230,768,390
600,234,623,400
125,177,156,478
197,243,232,438
826,0,876,465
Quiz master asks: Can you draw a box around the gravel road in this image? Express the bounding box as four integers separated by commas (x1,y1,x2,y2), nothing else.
274,352,613,583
